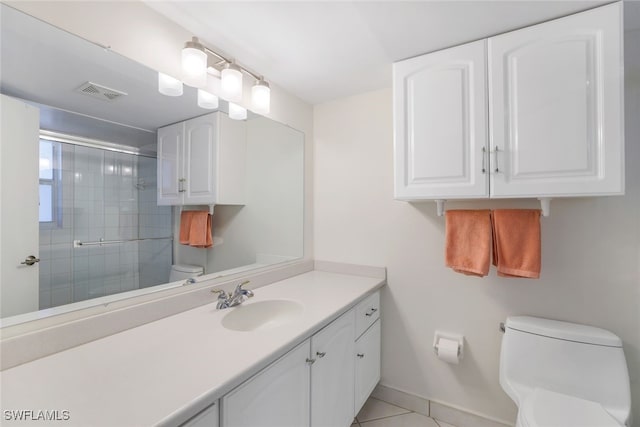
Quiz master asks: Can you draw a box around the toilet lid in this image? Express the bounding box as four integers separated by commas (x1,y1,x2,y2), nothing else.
519,388,621,427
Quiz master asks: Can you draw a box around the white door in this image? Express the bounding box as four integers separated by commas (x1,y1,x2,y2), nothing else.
221,340,311,427
157,122,183,205
393,39,489,200
184,114,217,205
488,3,623,197
311,310,355,427
354,320,381,415
0,94,40,317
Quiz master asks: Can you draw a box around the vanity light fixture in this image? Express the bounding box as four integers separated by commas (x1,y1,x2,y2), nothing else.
181,37,208,87
158,73,183,96
159,36,271,119
228,102,247,120
197,89,219,110
251,78,271,115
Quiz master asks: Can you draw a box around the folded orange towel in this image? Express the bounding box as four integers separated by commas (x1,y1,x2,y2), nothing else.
445,210,492,277
179,211,213,248
491,209,541,279
179,211,194,245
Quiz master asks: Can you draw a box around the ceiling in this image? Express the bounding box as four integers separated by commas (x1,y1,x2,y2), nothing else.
145,0,613,105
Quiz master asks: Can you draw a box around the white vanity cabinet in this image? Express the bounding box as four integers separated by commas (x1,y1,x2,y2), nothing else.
220,291,381,427
394,2,624,202
157,112,246,206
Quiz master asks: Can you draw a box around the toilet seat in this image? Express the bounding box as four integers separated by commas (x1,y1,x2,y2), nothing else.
518,388,622,427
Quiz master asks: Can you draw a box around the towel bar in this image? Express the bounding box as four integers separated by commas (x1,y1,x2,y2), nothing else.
435,198,551,217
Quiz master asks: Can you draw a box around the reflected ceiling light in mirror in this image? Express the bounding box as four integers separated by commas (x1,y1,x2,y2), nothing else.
251,78,271,114
221,62,243,102
198,89,219,110
228,102,247,120
181,37,207,87
158,72,183,96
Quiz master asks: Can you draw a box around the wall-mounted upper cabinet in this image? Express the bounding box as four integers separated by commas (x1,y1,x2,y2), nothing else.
157,112,246,206
394,2,624,202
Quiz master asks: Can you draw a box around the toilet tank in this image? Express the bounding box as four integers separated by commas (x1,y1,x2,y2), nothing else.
499,316,631,424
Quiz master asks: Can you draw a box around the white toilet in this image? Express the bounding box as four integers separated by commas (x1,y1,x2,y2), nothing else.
500,316,631,427
169,264,204,282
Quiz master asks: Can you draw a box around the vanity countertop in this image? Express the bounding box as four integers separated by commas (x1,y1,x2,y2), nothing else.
0,269,385,426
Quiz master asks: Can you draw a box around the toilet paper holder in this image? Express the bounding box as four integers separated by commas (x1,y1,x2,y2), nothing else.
433,331,464,360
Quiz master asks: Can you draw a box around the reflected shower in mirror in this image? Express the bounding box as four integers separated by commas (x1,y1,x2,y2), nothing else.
0,4,304,323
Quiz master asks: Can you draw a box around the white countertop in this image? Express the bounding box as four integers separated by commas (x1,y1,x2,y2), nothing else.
0,270,384,426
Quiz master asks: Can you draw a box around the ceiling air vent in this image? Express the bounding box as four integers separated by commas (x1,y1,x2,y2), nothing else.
75,81,127,102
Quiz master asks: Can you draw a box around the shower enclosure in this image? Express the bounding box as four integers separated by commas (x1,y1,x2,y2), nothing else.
38,135,172,310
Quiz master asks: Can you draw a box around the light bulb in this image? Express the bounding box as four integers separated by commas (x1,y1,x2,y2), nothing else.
228,102,247,120
198,89,219,110
158,72,183,96
181,38,207,87
251,79,270,114
221,62,243,102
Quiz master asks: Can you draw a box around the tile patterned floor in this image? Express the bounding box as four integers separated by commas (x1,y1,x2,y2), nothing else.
352,398,457,427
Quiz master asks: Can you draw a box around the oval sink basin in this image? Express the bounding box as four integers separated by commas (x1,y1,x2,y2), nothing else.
222,300,304,332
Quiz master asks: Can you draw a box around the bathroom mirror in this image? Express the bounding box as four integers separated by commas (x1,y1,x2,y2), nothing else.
0,4,304,324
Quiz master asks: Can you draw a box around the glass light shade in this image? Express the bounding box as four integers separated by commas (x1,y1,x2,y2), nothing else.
181,45,207,87
228,102,247,120
251,80,271,114
221,63,243,102
198,89,219,110
158,72,183,96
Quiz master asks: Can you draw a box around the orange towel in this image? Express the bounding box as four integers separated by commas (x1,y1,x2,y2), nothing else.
179,211,194,245
445,210,492,277
179,211,213,248
491,209,541,279
190,211,213,248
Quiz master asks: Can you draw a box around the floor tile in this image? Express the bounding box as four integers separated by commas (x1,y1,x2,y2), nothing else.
357,397,411,422
435,421,457,427
360,412,439,427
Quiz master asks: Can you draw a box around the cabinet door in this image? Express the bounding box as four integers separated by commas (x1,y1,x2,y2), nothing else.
354,320,381,415
184,114,217,204
157,122,183,205
311,310,355,427
221,340,311,427
489,3,623,197
393,39,489,200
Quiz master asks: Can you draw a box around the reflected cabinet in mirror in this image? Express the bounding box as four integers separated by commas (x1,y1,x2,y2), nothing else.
0,4,304,324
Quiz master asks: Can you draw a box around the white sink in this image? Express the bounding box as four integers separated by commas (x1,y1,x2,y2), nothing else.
221,300,304,332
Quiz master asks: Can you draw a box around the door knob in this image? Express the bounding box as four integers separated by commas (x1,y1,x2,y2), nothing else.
20,255,40,266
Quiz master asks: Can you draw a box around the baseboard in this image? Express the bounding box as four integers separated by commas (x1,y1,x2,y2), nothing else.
372,384,514,427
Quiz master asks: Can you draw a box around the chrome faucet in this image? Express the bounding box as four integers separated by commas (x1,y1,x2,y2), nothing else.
211,280,253,309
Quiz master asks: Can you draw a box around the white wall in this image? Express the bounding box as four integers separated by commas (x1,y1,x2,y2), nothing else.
313,16,640,426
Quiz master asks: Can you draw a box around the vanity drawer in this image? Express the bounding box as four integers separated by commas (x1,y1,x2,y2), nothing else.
355,291,380,339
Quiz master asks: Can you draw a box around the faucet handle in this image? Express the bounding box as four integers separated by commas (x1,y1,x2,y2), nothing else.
211,289,228,299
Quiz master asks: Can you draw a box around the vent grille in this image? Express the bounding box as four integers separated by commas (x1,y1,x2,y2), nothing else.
75,81,127,102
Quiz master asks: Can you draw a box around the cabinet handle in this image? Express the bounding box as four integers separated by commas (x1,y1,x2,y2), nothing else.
481,146,486,174
316,351,326,358
178,178,186,193
305,358,316,365
365,308,378,317
493,146,499,173
357,353,365,359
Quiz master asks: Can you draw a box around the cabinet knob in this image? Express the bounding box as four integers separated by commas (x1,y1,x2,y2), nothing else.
365,308,378,317
316,351,326,358
357,353,365,359
305,358,316,365
20,255,40,266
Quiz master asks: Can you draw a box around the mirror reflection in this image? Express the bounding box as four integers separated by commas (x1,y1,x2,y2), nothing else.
0,4,304,323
